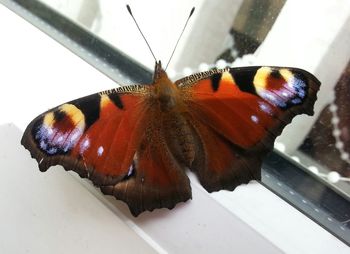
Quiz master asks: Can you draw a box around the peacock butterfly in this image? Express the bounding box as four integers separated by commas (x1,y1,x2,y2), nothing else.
21,6,321,217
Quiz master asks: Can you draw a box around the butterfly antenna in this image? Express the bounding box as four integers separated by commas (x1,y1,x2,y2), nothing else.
165,7,195,70
126,4,157,62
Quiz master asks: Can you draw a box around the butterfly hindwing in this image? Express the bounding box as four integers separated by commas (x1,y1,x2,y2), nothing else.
185,112,262,192
178,66,320,192
101,110,192,216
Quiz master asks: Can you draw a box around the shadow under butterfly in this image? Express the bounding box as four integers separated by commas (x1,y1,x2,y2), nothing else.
21,5,321,217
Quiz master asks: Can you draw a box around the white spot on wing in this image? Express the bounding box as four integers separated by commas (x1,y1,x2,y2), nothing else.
258,101,273,115
79,137,90,154
83,139,90,148
251,115,259,123
97,146,104,156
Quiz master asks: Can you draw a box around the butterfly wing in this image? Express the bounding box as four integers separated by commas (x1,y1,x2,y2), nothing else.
22,85,150,186
178,66,320,192
101,108,191,216
22,84,192,216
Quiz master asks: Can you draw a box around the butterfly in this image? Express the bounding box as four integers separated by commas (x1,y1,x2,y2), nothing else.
21,59,320,216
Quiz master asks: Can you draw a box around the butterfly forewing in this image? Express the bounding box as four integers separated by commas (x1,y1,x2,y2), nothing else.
22,85,150,186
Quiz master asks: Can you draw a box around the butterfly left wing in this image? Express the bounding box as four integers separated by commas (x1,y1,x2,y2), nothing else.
177,66,320,192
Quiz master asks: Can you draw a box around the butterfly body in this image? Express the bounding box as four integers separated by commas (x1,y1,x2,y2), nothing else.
22,61,320,216
145,62,196,165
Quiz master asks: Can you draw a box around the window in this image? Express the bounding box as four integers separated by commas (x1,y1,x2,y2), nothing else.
4,0,350,248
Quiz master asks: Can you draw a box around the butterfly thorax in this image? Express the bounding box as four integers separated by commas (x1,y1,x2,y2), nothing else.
151,62,182,112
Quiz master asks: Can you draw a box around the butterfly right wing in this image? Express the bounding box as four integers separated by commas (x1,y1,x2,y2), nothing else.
22,85,150,186
22,84,192,216
101,108,192,216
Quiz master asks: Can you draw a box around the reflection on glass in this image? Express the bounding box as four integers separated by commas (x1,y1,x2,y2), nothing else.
300,61,350,189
